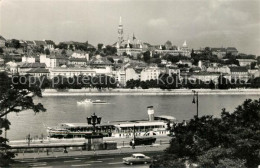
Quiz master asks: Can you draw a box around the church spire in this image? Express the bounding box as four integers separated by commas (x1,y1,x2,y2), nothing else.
118,16,123,46
119,16,122,25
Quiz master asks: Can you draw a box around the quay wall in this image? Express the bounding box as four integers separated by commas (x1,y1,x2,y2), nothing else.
42,88,260,96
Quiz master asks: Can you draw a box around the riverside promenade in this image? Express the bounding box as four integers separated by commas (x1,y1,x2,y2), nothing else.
42,88,260,96
10,136,171,159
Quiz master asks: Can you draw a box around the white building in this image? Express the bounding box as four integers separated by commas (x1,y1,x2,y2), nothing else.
113,70,126,86
6,61,18,74
40,54,55,68
154,41,191,57
22,56,35,63
40,54,67,68
237,59,257,67
125,68,142,82
95,66,113,76
140,66,161,81
207,66,231,74
49,68,96,79
71,52,89,61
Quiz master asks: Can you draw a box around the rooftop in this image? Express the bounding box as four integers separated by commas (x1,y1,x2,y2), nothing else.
27,68,50,73
230,66,248,72
20,62,46,68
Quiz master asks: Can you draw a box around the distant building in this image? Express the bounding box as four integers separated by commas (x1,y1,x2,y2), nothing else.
184,72,231,83
237,59,257,67
40,54,67,68
125,67,142,82
176,60,192,67
0,35,6,47
226,47,238,56
115,17,143,57
140,66,161,81
229,66,249,81
87,55,113,67
211,48,226,59
206,66,231,74
188,72,220,83
34,40,47,49
19,62,46,75
26,68,50,77
166,67,180,78
71,52,89,60
113,70,126,86
22,56,35,63
49,67,96,79
68,58,88,66
45,40,55,50
154,41,191,57
5,61,18,74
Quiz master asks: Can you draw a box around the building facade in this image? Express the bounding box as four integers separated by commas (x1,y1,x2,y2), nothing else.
140,66,161,81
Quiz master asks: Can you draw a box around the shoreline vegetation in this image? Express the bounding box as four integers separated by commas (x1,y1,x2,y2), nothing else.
42,88,260,96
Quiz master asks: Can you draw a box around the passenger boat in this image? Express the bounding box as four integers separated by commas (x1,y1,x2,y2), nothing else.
77,99,107,105
47,106,176,139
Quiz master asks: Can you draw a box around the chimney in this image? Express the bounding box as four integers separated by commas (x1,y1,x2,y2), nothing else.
147,106,154,121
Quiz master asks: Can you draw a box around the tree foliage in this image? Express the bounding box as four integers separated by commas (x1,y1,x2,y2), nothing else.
0,72,46,167
152,99,260,168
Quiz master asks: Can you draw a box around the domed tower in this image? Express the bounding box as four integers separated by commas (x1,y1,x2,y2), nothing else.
147,106,155,121
118,16,124,46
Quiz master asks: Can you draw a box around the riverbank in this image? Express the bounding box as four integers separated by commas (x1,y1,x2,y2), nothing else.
42,88,260,96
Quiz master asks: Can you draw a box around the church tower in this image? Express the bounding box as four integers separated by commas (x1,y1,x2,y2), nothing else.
118,16,124,46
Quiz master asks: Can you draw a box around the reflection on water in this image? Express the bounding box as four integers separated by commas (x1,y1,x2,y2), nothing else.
8,95,260,140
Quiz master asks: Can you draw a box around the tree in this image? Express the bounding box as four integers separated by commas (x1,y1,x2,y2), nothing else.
209,80,215,89
143,51,151,63
61,49,66,56
44,48,50,55
0,73,46,167
57,43,68,50
11,39,20,49
97,43,103,51
218,75,231,89
122,52,127,56
0,47,3,54
165,40,172,50
104,45,117,55
251,62,257,69
152,98,260,168
107,57,114,63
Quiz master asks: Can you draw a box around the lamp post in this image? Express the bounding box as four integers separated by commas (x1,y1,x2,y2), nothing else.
192,90,199,118
86,113,102,134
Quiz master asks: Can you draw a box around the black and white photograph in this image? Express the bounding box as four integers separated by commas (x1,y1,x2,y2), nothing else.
0,0,260,167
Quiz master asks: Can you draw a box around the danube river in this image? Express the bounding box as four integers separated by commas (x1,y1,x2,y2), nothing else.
7,95,260,140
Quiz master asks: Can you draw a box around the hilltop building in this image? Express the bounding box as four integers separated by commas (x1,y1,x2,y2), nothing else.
114,17,143,57
154,41,191,57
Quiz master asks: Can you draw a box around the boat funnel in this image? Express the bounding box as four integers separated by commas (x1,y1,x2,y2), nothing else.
147,106,154,121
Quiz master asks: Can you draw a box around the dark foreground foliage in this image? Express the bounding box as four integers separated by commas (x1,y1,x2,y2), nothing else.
151,99,260,168
0,72,46,167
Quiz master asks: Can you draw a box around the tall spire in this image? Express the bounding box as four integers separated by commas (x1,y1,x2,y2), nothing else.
119,16,122,25
118,16,123,46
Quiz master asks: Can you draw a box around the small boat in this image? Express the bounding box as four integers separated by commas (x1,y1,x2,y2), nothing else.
77,99,107,105
91,100,107,104
77,99,92,105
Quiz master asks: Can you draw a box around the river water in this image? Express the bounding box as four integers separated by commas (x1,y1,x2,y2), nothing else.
7,95,260,140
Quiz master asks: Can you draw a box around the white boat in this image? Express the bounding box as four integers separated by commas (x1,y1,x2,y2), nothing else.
77,99,92,105
91,100,107,104
77,99,107,105
47,106,176,139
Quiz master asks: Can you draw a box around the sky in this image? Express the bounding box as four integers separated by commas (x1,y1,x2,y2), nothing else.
0,0,259,55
